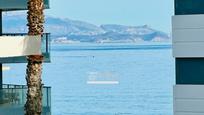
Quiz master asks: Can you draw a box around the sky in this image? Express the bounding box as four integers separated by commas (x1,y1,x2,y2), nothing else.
46,0,174,33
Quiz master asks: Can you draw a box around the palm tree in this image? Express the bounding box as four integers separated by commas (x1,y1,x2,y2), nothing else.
24,0,44,115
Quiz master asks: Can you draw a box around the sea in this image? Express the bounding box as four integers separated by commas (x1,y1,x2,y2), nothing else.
3,42,175,115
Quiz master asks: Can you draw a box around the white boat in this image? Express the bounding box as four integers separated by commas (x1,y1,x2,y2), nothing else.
87,71,119,85
3,66,10,71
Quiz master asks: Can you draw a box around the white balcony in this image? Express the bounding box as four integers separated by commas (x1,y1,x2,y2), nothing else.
0,35,41,57
0,33,51,63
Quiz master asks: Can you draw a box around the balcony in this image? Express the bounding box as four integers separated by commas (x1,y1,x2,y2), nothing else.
0,0,49,11
0,33,51,63
0,84,51,115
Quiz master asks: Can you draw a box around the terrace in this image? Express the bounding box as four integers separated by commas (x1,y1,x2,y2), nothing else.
0,84,51,115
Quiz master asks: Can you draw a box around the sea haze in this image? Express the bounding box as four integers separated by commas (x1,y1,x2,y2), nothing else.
4,43,174,115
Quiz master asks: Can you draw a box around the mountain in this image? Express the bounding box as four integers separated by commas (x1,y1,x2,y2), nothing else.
2,12,170,43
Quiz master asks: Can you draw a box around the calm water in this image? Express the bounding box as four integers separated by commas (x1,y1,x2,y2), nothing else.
3,43,175,115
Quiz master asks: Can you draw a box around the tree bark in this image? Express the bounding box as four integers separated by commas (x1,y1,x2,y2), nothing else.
25,0,44,115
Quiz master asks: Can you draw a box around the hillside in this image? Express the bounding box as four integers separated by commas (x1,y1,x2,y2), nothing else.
2,12,170,43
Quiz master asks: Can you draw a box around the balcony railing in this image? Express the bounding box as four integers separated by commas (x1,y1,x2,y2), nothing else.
0,33,51,63
0,84,51,115
0,0,49,11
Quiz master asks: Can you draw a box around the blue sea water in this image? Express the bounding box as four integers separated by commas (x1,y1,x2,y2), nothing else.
3,43,175,115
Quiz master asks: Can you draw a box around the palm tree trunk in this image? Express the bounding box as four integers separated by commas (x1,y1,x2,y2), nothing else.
25,0,44,115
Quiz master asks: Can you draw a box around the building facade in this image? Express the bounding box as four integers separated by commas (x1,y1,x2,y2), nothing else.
0,0,51,115
173,0,204,115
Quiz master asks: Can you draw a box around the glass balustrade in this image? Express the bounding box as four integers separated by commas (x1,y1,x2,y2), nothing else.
0,84,51,115
0,0,49,11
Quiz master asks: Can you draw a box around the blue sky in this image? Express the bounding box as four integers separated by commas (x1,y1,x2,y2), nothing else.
46,0,174,33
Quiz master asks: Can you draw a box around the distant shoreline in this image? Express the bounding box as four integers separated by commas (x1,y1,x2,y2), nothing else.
51,40,172,44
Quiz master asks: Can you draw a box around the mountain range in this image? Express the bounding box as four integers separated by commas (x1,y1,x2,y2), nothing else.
2,12,170,43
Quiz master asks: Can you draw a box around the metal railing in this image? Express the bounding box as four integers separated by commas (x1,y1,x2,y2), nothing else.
0,0,50,11
0,84,51,115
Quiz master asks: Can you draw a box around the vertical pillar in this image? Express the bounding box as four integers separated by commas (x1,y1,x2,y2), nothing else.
0,10,2,89
173,0,204,115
